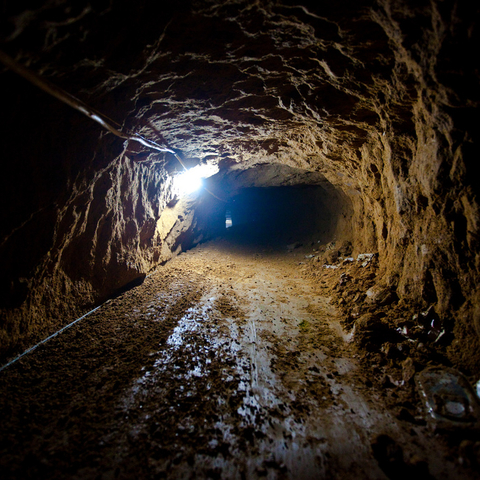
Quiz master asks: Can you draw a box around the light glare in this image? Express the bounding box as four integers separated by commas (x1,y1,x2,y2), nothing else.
175,169,203,195
173,164,219,196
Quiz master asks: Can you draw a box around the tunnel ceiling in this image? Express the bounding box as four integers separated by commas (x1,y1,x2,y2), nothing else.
1,0,479,367
4,0,475,191
2,0,479,192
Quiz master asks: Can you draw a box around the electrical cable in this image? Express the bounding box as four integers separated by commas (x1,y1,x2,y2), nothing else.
0,50,225,197
0,50,177,155
0,52,228,370
0,305,102,373
0,50,204,187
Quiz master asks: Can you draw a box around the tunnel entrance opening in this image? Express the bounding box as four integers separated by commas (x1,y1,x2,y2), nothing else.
219,186,339,250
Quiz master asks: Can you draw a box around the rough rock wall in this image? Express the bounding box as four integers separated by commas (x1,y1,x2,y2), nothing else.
355,1,480,365
0,77,180,356
0,0,479,364
0,67,192,358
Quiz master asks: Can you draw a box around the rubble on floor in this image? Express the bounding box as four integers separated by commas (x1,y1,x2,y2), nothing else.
298,239,480,471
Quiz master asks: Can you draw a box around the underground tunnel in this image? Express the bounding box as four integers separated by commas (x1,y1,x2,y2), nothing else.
222,185,338,246
1,0,480,478
190,163,352,249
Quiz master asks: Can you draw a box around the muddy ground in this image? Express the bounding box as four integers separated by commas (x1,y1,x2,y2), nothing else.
1,230,479,479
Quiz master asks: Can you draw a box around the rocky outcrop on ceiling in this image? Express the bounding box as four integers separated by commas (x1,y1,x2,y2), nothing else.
0,0,479,368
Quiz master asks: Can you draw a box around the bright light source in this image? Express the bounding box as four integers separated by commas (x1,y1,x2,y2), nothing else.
225,210,232,228
173,164,219,197
174,169,203,195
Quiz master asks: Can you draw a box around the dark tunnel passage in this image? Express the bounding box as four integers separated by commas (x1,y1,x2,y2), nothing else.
187,164,354,254
223,186,340,248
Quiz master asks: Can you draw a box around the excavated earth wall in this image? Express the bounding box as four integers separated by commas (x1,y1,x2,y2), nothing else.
0,0,479,367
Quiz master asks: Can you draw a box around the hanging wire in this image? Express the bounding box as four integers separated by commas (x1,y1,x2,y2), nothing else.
0,51,184,159
0,50,224,199
0,51,229,371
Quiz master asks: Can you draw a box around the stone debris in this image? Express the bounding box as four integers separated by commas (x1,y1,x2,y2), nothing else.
338,241,353,257
365,285,397,306
412,306,447,344
356,253,376,267
391,306,448,347
324,249,339,264
401,357,417,383
396,325,417,343
427,321,445,344
353,313,401,348
325,242,336,251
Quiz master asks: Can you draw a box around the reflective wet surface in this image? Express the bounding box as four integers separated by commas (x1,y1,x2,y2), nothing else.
0,238,473,479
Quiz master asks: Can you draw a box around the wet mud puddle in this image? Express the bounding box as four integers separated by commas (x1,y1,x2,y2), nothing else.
0,239,466,479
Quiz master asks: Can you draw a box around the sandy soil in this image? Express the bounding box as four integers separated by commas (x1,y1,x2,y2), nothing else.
0,233,478,479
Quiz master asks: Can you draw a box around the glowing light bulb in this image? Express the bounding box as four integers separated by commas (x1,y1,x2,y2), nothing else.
174,169,203,195
173,164,219,197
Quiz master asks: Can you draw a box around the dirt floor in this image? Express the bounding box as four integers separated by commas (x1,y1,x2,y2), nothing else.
1,230,479,479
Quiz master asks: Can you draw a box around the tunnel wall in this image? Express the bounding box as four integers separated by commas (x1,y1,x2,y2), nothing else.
0,77,190,360
342,2,480,367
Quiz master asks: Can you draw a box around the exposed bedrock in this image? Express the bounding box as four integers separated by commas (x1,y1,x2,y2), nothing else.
0,0,478,368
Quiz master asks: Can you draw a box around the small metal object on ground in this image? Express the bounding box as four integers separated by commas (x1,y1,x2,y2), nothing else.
415,366,480,430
